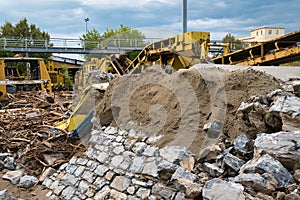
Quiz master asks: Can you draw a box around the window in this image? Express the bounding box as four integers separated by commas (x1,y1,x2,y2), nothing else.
256,31,258,36
261,30,263,35
276,30,279,34
268,30,272,35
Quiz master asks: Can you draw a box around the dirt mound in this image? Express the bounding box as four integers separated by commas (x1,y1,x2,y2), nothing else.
96,65,282,155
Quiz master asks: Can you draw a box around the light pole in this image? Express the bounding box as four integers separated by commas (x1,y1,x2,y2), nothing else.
182,0,187,33
84,18,90,34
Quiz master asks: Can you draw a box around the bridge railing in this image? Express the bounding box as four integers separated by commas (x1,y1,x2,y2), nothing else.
0,37,160,51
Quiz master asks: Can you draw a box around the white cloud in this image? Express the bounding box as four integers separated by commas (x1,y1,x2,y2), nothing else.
215,1,228,8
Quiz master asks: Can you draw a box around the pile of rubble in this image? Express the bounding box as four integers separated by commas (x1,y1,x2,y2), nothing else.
0,67,300,199
0,91,86,176
39,87,299,199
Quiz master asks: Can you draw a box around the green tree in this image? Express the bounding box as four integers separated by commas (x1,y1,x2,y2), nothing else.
222,33,243,51
80,24,145,61
0,18,51,60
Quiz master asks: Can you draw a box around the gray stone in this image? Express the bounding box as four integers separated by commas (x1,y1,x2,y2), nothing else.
61,186,76,200
93,177,108,190
0,189,9,200
158,160,179,180
61,173,79,185
203,120,222,139
233,134,250,154
180,157,195,172
85,147,96,159
65,163,77,174
160,146,194,164
142,160,158,178
110,176,131,192
128,195,140,200
223,153,245,172
86,160,98,171
96,151,109,163
115,135,125,143
78,180,90,193
254,131,300,170
18,175,38,188
129,156,145,173
0,153,9,161
127,186,136,195
95,164,109,176
111,155,124,167
110,189,127,200
174,192,188,200
4,157,15,170
86,188,96,198
136,188,151,199
118,129,128,136
104,126,118,134
104,171,115,181
76,157,88,165
113,145,125,155
128,129,138,139
240,154,294,186
171,167,200,191
143,146,159,157
119,160,131,170
237,102,254,113
132,179,148,187
53,185,66,196
203,178,245,200
49,180,60,190
74,166,86,177
269,95,300,117
231,173,276,193
42,177,53,188
2,170,23,184
203,162,224,177
146,135,163,144
133,142,148,154
94,186,110,200
152,183,175,200
82,170,96,183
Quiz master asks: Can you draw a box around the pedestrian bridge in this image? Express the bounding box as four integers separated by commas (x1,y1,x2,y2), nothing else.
0,37,159,54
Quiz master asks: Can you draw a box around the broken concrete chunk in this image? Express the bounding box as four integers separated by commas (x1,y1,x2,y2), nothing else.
230,173,276,193
157,160,179,181
203,121,222,139
171,167,200,191
240,154,294,186
110,176,131,192
2,170,23,185
159,146,194,165
237,102,254,113
269,94,300,117
202,178,245,200
152,183,175,200
254,131,300,170
180,157,195,172
203,162,224,177
19,175,39,188
0,189,9,200
294,169,300,183
233,134,250,154
280,113,300,132
223,153,245,172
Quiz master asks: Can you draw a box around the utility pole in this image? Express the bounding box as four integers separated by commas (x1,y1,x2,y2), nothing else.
182,0,187,33
84,18,90,34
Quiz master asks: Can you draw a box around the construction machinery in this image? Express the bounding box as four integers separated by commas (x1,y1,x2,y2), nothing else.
0,57,52,98
46,60,65,90
62,31,211,133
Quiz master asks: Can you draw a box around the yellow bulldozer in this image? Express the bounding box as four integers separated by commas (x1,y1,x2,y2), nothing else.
0,57,52,98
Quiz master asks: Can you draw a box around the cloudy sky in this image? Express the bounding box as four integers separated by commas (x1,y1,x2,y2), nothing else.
0,0,298,40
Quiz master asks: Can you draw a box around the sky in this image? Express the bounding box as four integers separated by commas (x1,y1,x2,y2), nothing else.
0,0,298,41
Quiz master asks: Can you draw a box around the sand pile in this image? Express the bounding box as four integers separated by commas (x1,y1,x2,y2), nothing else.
96,65,282,155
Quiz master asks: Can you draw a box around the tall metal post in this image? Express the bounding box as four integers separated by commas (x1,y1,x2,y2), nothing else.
182,0,187,33
84,18,90,34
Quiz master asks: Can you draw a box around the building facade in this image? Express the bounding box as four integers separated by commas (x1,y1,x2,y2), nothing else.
239,27,285,47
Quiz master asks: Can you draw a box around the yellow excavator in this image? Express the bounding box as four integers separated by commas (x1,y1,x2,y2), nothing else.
58,31,213,134
0,57,52,98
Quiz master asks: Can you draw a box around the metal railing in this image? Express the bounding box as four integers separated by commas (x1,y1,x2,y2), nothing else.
0,37,161,54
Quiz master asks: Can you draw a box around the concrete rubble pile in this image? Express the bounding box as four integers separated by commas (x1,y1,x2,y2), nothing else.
0,68,300,199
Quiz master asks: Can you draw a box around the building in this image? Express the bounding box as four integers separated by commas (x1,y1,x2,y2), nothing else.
239,27,285,47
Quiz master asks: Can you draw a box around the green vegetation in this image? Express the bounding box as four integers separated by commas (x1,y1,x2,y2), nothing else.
222,33,243,51
61,65,73,90
80,24,145,60
0,17,51,60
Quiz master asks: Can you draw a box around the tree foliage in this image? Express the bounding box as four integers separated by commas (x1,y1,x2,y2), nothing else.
0,18,51,60
80,24,145,60
222,33,243,50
